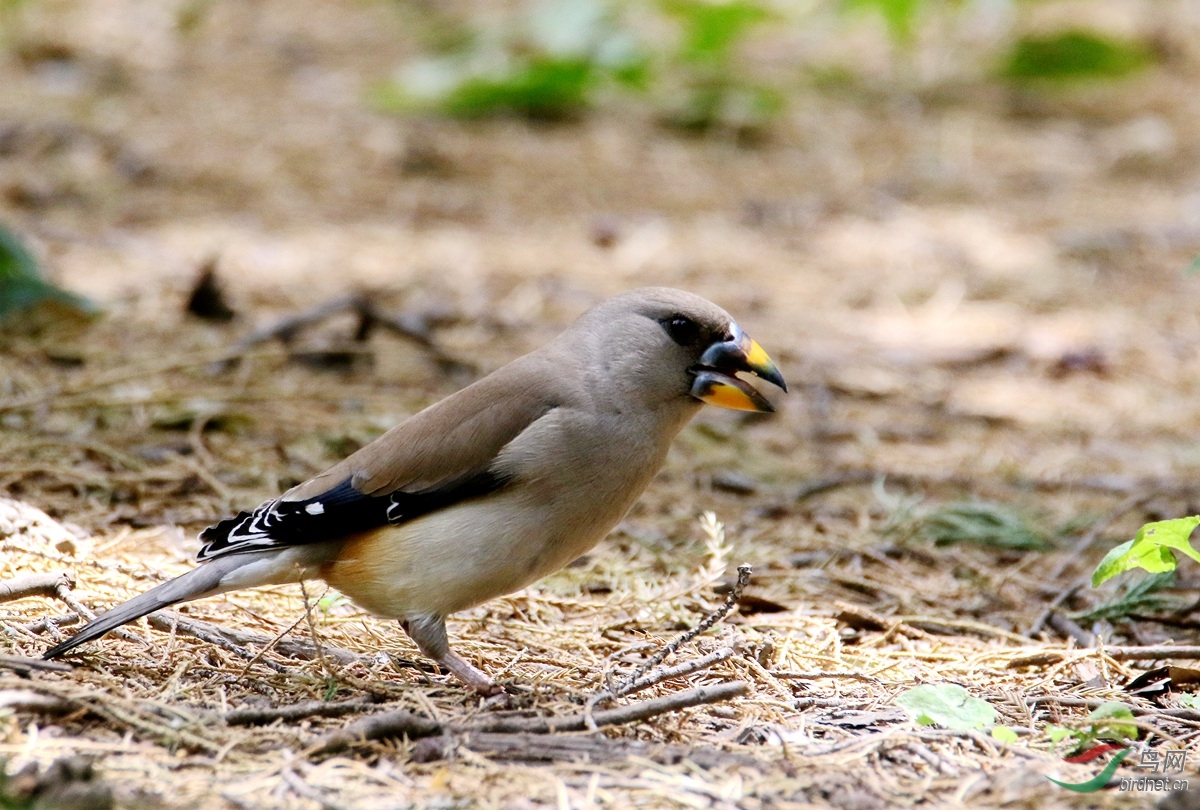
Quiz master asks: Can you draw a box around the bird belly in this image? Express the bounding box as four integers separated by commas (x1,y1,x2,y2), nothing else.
320,491,628,619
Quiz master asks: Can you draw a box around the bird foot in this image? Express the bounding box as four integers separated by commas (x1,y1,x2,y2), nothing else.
439,649,501,696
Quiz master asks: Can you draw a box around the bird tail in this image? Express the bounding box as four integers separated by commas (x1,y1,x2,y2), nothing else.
42,555,249,660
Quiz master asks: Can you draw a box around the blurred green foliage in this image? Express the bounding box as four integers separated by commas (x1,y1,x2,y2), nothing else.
886,498,1053,552
1002,30,1151,81
376,0,646,120
1075,570,1177,623
842,0,925,41
379,0,1156,130
0,223,97,323
379,0,778,133
660,0,780,133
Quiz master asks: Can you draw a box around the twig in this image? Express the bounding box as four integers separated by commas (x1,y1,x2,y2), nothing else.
0,657,73,677
1046,612,1095,648
225,698,382,726
1009,645,1200,669
51,580,96,620
298,581,332,678
145,613,289,674
222,294,471,375
896,616,1031,644
232,611,311,682
615,565,752,696
1007,651,1067,669
1028,695,1200,722
1106,646,1200,661
486,681,749,733
1069,717,1186,749
770,670,881,684
46,578,144,646
794,697,858,710
907,741,959,776
231,295,361,351
365,306,475,376
20,614,79,635
615,647,735,697
793,469,1193,500
911,729,1044,761
312,681,750,756
834,603,927,640
795,472,875,502
1124,613,1200,629
149,611,366,665
0,688,74,712
1026,585,1080,639
426,732,765,767
0,571,74,603
307,710,441,755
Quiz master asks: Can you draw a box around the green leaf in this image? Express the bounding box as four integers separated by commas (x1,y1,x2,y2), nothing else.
1092,517,1200,587
1088,702,1137,741
1092,539,1172,584
317,593,348,613
1002,30,1151,82
0,223,98,322
991,725,1019,744
1046,725,1079,744
896,684,997,731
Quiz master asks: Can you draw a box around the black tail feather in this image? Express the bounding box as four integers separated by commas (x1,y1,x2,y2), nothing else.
198,509,254,544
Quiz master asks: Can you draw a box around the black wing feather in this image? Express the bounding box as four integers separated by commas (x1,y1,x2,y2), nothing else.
197,470,510,561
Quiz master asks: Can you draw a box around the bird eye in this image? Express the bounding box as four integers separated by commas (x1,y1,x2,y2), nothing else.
661,316,701,346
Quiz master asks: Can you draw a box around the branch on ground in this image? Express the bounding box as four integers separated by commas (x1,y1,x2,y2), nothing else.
310,680,751,757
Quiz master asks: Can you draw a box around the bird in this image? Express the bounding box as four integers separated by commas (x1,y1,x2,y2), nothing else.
43,287,786,693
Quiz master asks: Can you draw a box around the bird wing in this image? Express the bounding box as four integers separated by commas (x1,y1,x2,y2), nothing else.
197,358,567,561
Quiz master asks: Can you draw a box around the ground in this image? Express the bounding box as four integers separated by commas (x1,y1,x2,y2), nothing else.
2,0,1200,807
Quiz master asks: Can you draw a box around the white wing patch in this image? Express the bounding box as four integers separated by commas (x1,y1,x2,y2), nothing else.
196,498,286,560
198,468,512,562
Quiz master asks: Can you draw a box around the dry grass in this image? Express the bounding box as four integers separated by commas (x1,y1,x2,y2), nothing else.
0,498,1182,809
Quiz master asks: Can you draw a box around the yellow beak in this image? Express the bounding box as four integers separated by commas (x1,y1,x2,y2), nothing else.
689,324,786,413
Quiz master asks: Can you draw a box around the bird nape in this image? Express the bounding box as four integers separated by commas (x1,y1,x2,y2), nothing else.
43,287,787,694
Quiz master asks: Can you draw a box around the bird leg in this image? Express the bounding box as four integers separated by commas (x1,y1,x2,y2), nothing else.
400,615,499,695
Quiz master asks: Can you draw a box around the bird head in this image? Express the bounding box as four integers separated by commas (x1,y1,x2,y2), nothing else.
572,288,787,413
